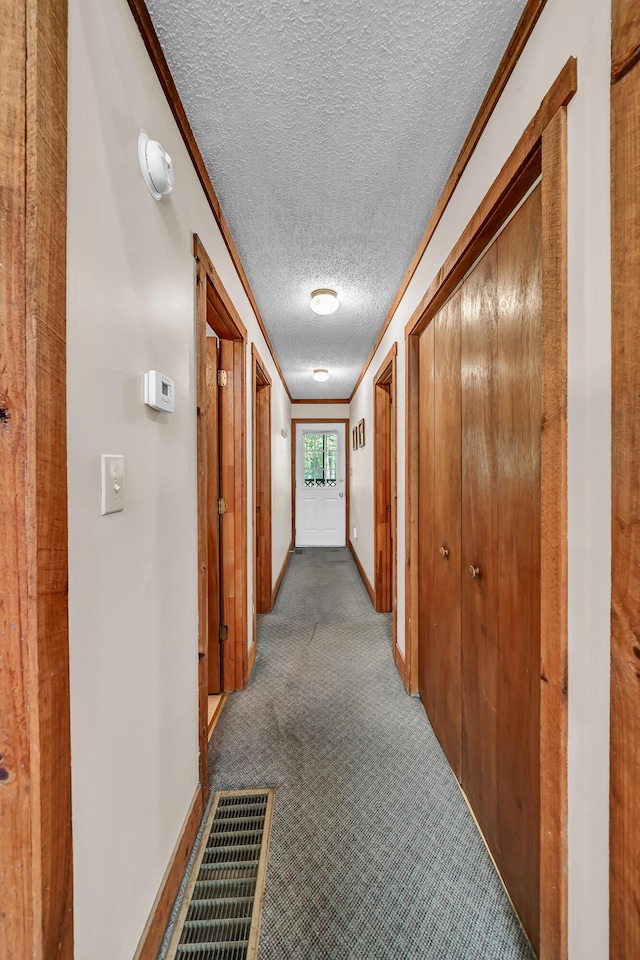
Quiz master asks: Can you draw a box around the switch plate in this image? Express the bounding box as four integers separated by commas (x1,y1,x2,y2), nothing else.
101,455,124,515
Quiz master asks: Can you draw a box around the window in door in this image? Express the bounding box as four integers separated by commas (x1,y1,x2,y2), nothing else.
303,432,337,487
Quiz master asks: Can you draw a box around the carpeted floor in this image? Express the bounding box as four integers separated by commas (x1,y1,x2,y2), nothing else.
159,546,534,959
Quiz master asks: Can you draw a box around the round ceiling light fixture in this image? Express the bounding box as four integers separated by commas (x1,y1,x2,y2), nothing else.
138,131,174,200
312,368,330,382
310,288,339,315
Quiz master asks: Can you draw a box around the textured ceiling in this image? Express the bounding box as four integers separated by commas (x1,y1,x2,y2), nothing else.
145,0,528,398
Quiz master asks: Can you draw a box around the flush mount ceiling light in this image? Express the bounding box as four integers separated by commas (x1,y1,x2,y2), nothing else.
138,131,174,200
309,288,339,315
312,368,330,382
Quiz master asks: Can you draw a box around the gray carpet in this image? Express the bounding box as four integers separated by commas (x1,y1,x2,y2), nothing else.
159,546,534,959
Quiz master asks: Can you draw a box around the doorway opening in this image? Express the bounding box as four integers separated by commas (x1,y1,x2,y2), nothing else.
292,420,349,548
252,345,272,625
373,343,397,628
194,234,248,794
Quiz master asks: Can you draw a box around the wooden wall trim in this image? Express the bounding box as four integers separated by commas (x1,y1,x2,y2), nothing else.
610,12,640,952
291,398,350,404
1,0,73,955
612,0,640,83
272,541,293,608
132,788,204,960
348,0,550,401
246,638,257,685
128,1,292,401
404,75,571,957
195,235,248,703
393,642,410,694
349,541,376,608
194,255,210,796
539,105,569,960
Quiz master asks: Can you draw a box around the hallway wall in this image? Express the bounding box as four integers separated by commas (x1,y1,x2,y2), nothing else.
349,0,610,956
66,1,291,957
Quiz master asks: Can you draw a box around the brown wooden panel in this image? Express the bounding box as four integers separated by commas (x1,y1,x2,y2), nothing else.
612,0,640,83
232,339,248,689
496,187,542,951
1,2,32,951
540,108,568,960
460,242,500,854
417,323,436,704
1,0,73,954
374,384,392,612
220,338,238,689
432,293,463,778
195,261,209,795
206,336,222,693
255,383,272,613
611,62,640,960
405,335,421,694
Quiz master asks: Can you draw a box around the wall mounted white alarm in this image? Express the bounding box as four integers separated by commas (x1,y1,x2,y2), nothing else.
144,370,175,412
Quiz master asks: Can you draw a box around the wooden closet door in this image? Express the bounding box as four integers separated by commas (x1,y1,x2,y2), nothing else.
418,323,435,704
461,242,500,854
496,186,542,950
431,292,462,776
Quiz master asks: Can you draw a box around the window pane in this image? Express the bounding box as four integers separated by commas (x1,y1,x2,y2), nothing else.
303,432,338,486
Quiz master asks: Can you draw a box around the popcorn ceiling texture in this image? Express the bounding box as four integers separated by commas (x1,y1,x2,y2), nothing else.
145,0,528,398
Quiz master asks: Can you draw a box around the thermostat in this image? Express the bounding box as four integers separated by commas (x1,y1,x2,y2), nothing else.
144,370,175,412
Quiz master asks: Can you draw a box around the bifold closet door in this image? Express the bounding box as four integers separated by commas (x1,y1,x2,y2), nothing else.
461,242,500,855
431,293,462,777
494,186,542,949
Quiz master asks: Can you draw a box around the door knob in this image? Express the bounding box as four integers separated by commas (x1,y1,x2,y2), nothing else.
468,565,480,579
439,546,449,558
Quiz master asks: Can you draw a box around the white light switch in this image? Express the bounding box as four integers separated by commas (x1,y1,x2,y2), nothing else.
101,454,124,515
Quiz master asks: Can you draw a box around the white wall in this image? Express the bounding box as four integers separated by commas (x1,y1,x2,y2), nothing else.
348,389,374,583
291,402,350,419
349,0,611,955
67,1,290,957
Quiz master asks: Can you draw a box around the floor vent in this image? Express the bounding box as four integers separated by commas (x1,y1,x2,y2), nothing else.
166,790,275,960
294,548,305,554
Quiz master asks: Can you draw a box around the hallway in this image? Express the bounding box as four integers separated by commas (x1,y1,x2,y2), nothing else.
190,548,532,958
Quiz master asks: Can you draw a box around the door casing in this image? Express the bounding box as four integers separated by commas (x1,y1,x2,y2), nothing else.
194,234,248,795
291,419,350,548
373,344,397,627
252,344,272,624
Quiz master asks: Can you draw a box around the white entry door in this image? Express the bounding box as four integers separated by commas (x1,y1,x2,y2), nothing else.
295,422,346,546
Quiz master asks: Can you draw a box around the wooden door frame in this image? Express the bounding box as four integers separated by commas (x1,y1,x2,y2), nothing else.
252,344,273,630
404,60,575,960
2,0,73,955
373,345,398,632
610,3,640,953
291,419,350,547
194,234,248,790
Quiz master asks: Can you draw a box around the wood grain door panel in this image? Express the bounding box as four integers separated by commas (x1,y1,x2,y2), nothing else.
418,324,436,705
496,187,542,950
206,336,222,694
431,292,463,778
461,241,500,854
611,58,640,959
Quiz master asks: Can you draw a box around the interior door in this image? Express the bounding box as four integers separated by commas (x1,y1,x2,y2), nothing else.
461,240,500,855
495,186,542,947
206,334,222,693
431,291,463,777
295,422,346,547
